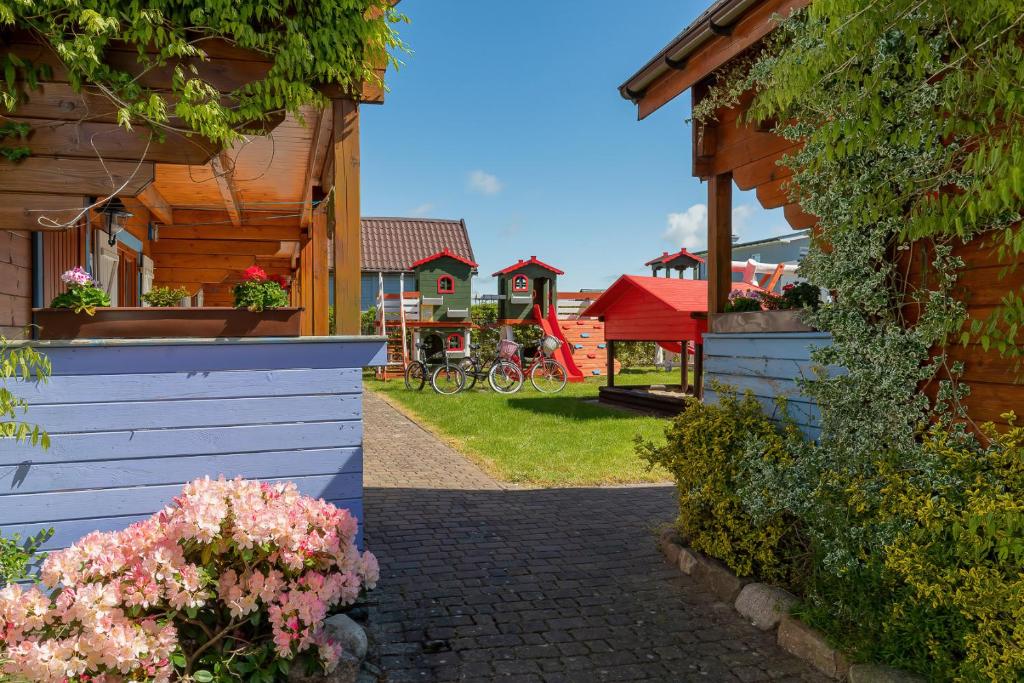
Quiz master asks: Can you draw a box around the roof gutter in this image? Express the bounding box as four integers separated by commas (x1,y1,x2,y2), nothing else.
619,0,761,103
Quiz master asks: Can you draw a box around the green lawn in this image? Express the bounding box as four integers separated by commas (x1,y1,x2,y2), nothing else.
368,367,684,486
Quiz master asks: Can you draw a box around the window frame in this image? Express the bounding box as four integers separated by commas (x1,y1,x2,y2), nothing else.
511,274,529,292
437,275,455,294
446,332,464,351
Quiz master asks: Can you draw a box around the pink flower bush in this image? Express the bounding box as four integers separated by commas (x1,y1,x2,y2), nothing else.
0,478,377,682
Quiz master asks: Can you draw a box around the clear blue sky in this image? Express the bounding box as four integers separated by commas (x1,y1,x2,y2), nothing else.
360,0,789,294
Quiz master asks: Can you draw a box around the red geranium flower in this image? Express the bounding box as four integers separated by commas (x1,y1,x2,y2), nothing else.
270,273,290,290
242,265,267,282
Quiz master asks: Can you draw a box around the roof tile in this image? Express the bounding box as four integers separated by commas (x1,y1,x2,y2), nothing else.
357,217,475,272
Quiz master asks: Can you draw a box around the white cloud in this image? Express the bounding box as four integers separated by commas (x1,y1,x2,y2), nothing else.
468,170,502,195
732,203,756,236
663,204,708,251
409,203,434,216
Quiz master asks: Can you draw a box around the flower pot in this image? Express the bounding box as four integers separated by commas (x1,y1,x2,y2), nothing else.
33,307,303,340
710,309,814,334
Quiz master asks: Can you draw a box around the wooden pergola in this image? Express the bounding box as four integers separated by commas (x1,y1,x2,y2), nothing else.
1,32,388,337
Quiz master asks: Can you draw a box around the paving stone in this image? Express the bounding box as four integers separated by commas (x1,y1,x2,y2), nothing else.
362,392,826,683
777,616,850,680
735,583,799,631
847,663,925,682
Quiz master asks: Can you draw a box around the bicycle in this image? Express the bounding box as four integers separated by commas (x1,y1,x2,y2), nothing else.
524,335,568,393
404,340,466,395
458,339,523,393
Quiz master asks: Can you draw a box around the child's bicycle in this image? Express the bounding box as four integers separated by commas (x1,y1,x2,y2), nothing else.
404,341,466,395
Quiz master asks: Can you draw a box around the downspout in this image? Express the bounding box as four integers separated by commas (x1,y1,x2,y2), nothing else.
32,233,44,309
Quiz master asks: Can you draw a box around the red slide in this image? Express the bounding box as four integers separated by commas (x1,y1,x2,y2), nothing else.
533,304,585,382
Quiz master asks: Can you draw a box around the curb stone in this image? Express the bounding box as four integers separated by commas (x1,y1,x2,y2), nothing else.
657,536,919,683
777,616,850,680
690,553,749,603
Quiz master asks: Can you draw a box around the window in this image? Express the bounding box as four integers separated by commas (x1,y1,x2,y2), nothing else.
446,333,464,351
437,275,455,294
512,274,529,292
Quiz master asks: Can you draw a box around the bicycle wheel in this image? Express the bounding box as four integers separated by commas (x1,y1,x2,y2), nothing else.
530,358,567,393
458,358,479,390
404,361,426,391
488,360,524,394
431,363,466,395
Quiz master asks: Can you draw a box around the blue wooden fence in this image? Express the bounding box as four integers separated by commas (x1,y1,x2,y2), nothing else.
703,331,835,437
0,337,385,550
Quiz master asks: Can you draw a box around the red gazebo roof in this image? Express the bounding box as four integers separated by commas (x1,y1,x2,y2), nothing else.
492,256,565,277
582,275,758,342
409,248,479,270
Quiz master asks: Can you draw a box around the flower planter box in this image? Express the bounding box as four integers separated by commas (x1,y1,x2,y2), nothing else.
33,307,302,340
710,309,814,334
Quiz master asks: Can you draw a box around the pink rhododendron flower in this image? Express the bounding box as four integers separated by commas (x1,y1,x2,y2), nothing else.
0,477,376,681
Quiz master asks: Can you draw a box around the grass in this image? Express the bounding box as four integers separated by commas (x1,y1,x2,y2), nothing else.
368,366,687,487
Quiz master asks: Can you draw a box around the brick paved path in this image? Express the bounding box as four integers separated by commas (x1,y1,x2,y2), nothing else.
362,392,825,683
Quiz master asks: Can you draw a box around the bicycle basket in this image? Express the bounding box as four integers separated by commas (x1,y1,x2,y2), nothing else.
540,335,562,356
497,339,521,360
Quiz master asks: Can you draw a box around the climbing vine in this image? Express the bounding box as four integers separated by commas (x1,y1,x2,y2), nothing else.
680,4,1024,676
0,1,406,146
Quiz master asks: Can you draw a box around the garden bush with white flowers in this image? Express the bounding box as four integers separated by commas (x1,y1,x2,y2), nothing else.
0,477,378,682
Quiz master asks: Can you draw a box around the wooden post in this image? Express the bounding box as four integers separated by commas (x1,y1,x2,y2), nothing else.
331,99,361,335
707,172,733,315
693,342,704,398
606,340,616,387
311,211,329,335
680,342,689,394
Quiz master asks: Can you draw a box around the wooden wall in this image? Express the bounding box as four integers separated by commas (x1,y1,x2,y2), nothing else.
0,338,385,550
0,231,33,339
703,331,835,438
700,89,1022,432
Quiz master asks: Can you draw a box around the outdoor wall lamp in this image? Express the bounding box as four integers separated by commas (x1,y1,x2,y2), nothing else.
98,196,133,247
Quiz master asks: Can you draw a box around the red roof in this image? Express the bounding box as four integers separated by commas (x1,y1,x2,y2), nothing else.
409,248,479,270
644,248,705,267
581,276,759,342
492,256,565,277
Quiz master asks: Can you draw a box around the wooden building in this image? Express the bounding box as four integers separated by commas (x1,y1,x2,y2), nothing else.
494,257,563,322
0,29,393,549
409,249,477,357
620,0,1018,430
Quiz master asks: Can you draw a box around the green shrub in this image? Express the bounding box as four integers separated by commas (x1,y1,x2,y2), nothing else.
0,528,52,586
616,341,656,369
232,266,288,312
636,387,808,587
141,285,188,307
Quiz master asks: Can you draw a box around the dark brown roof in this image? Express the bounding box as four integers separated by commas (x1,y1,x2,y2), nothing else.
360,217,475,273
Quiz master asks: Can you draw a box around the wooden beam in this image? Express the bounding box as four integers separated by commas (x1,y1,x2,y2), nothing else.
0,192,86,231
636,0,808,120
298,234,314,336
151,254,256,270
707,172,733,315
210,153,242,226
300,106,334,228
693,343,705,399
606,341,616,387
7,117,218,165
783,203,817,230
331,99,361,335
153,267,232,283
158,224,302,241
311,210,330,335
137,184,174,226
151,239,282,255
0,157,154,196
